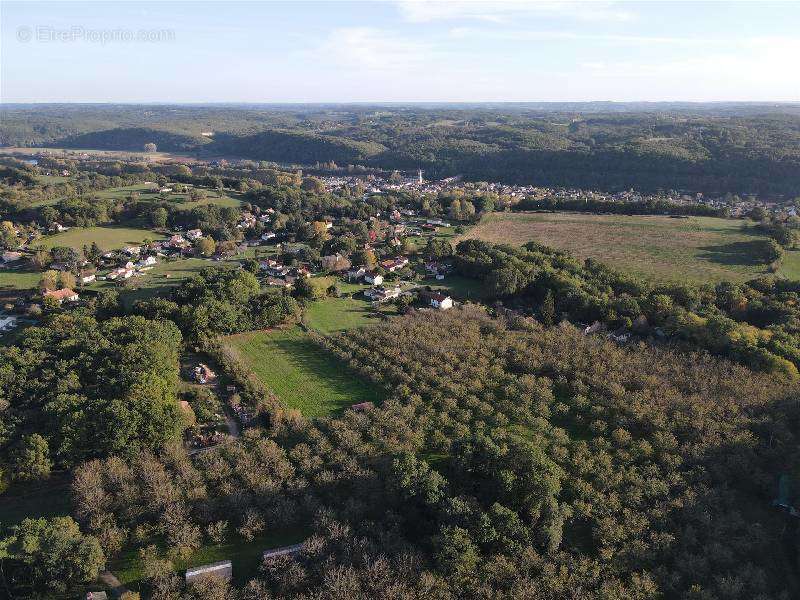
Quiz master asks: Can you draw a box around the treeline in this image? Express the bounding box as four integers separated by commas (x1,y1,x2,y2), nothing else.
62,309,800,598
133,266,301,340
514,196,726,217
453,239,800,377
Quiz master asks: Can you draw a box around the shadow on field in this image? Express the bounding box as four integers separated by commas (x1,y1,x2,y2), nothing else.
697,240,770,267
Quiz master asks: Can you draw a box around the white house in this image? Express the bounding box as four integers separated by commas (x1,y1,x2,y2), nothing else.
426,292,453,310
346,267,366,281
187,229,203,241
107,268,133,280
364,272,383,285
136,256,157,268
80,273,96,284
123,246,141,256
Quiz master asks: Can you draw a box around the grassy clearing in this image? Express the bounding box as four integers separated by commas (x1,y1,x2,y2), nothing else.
91,183,243,210
779,250,800,280
0,268,42,291
37,225,162,251
305,294,391,333
225,327,386,417
427,274,489,301
459,212,773,284
109,528,307,591
30,182,242,209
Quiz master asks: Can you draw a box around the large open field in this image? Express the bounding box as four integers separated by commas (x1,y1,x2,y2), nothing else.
224,327,386,417
459,212,778,284
90,183,243,209
37,225,163,250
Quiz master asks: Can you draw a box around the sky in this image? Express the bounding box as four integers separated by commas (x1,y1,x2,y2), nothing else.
1,0,799,103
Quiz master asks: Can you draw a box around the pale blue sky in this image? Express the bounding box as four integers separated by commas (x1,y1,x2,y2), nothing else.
1,1,799,103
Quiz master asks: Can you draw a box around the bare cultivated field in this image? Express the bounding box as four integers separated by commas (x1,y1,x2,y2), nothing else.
459,212,773,284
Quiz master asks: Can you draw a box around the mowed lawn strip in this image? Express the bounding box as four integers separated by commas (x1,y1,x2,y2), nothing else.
460,212,772,284
225,327,385,417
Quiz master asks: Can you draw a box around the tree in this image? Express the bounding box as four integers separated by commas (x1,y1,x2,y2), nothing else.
58,270,76,290
2,517,105,593
31,246,51,270
144,142,158,153
196,237,216,257
433,526,479,582
151,207,168,229
352,248,377,270
39,269,59,291
540,290,555,326
12,434,52,481
301,177,325,194
87,241,103,263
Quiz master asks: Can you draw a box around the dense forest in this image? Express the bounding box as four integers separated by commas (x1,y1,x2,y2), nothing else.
2,103,800,196
59,309,800,598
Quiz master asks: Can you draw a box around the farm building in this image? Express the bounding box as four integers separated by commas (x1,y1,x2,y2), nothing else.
185,560,232,584
1,251,23,264
262,543,304,561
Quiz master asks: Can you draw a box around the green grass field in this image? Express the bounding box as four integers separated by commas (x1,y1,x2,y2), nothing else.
305,295,391,333
225,327,386,417
779,251,800,280
0,268,42,291
109,528,307,591
30,182,243,209
460,212,776,284
91,183,243,210
37,225,162,251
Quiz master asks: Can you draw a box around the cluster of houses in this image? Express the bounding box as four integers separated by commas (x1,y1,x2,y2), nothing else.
259,257,311,289
311,170,796,218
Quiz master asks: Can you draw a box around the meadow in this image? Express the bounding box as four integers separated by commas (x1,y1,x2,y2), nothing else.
224,327,386,417
0,269,42,291
91,183,243,209
37,225,163,251
459,212,779,284
30,181,243,209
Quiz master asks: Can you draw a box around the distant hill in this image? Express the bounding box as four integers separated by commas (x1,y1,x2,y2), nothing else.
2,103,799,195
208,129,386,164
52,127,208,153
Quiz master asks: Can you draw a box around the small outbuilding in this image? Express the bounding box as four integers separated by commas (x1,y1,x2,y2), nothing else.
185,560,232,584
